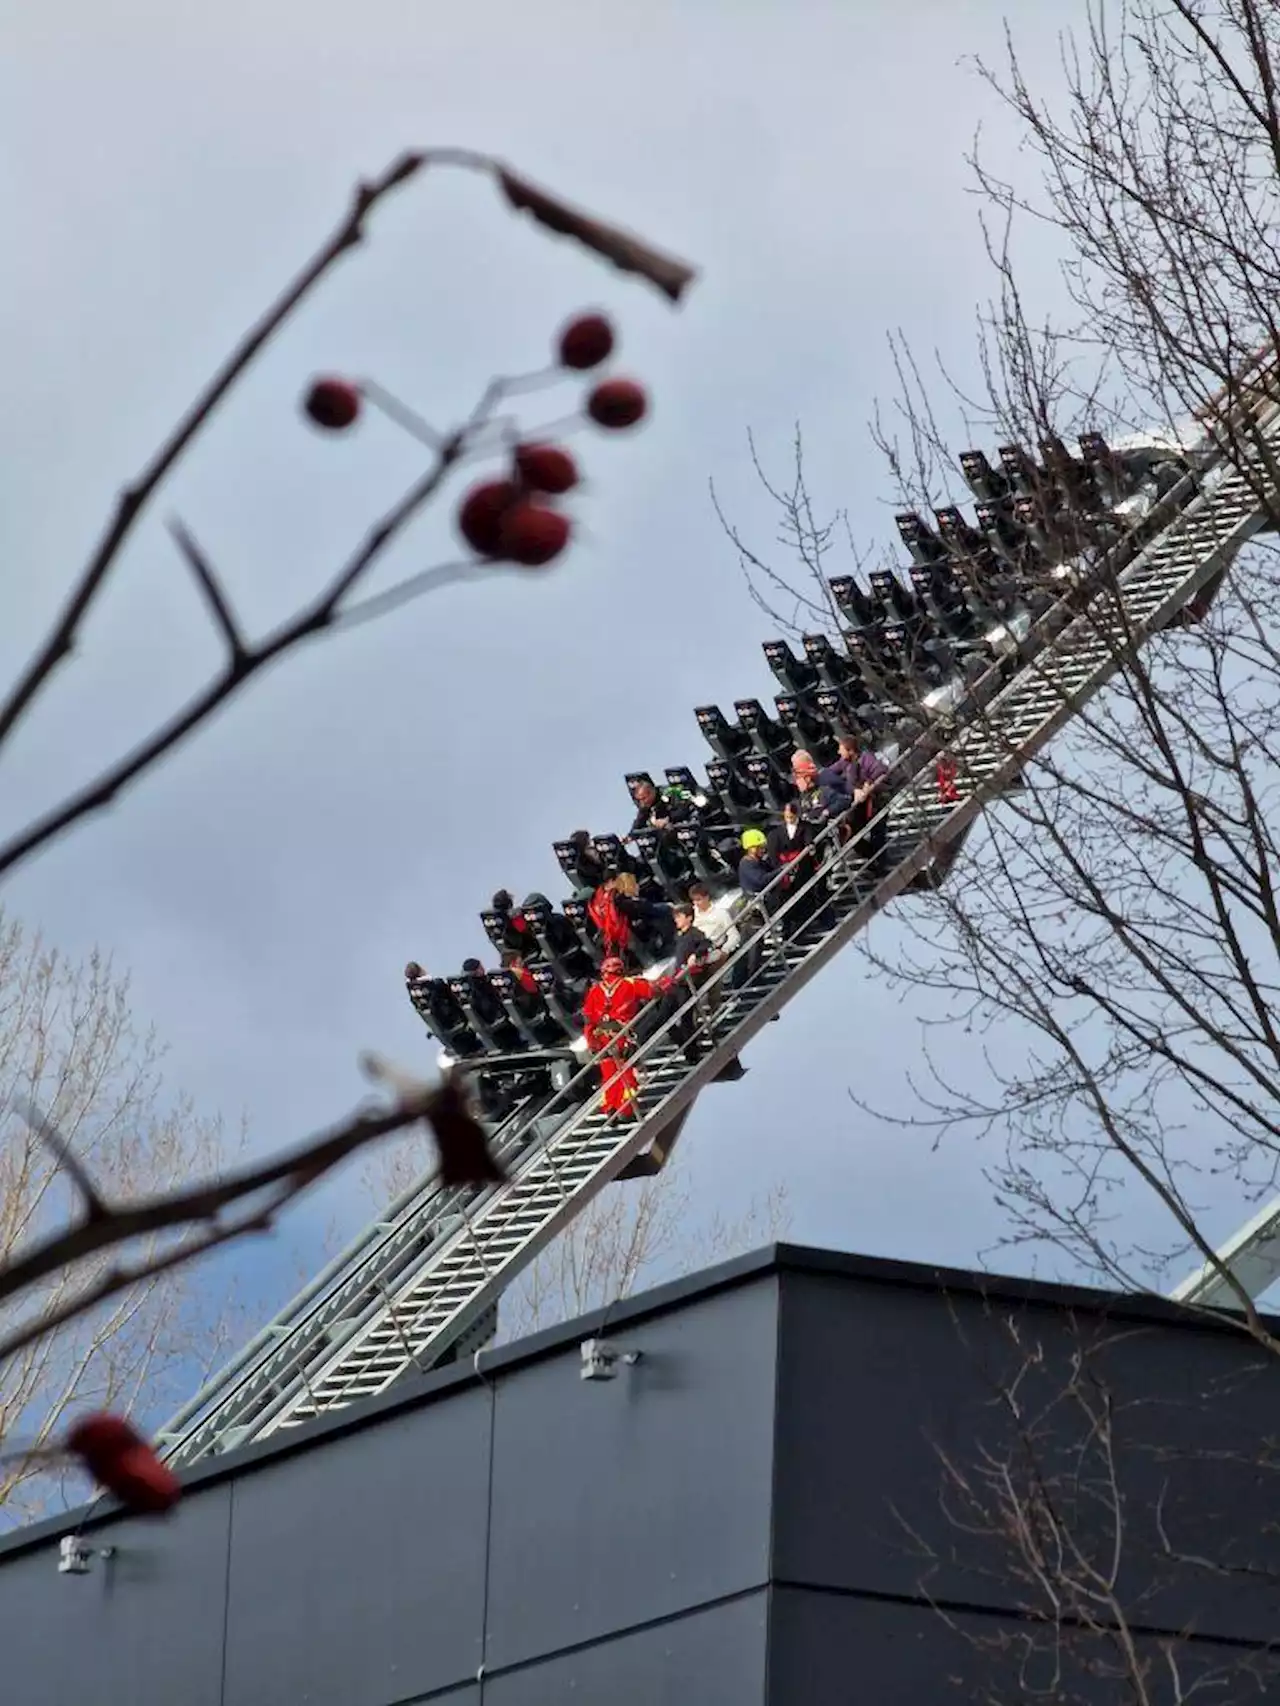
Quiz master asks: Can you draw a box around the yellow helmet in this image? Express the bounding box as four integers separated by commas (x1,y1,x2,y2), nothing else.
741,828,767,850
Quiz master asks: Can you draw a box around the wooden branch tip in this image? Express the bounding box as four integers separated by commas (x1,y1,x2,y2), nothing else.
167,517,247,658
496,166,697,303
380,151,426,195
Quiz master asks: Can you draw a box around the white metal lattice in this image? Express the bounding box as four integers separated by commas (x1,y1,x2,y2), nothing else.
159,404,1280,1466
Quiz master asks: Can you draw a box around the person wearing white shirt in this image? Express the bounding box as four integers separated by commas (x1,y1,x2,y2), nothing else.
688,884,741,956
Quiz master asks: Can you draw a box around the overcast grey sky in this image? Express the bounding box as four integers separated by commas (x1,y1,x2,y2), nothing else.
4,0,1134,1326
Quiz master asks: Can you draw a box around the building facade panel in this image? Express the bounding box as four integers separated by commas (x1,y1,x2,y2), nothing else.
771,1267,1280,1646
485,1591,769,1705
0,1484,231,1706
3,1249,1279,1705
222,1387,493,1706
772,1268,1014,1606
766,1584,1271,1706
481,1275,778,1671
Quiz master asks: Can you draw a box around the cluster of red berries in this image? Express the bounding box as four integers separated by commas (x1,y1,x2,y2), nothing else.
456,313,646,567
300,311,648,570
67,1413,181,1514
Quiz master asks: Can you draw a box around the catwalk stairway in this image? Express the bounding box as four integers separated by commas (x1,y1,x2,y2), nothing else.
159,382,1280,1466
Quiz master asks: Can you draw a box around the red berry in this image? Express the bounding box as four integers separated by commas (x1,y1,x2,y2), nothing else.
514,443,579,495
558,313,615,371
587,377,647,430
67,1413,181,1515
458,480,521,556
499,502,571,567
303,377,361,431
68,1413,137,1466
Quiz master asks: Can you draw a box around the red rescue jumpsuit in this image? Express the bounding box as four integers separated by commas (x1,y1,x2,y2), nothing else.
583,974,655,1114
588,884,632,959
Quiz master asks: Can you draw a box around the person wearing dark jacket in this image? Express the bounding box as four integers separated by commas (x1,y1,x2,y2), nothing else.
733,830,778,991
670,900,735,1009
819,732,889,870
657,904,751,1077
791,751,842,829
766,799,819,858
766,802,830,936
652,903,715,1062
491,889,542,960
567,829,608,897
613,870,676,960
737,828,777,899
629,778,698,835
671,907,715,973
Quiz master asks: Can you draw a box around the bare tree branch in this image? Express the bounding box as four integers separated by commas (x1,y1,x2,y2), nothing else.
0,149,696,883
165,519,248,663
12,1097,108,1224
0,1068,463,1312
915,1304,1280,1702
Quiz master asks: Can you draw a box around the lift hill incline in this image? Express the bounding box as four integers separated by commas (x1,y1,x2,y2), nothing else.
159,370,1280,1466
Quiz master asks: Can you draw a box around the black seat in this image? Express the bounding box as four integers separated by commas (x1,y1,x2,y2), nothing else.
959,447,1012,504
802,632,866,699
695,704,750,764
743,752,797,814
521,893,595,983
561,897,604,967
632,826,699,899
405,969,484,1058
591,832,656,893
869,567,922,625
553,835,606,898
529,962,585,1038
733,698,791,759
705,757,765,825
775,692,836,764
894,511,951,567
828,575,883,631
487,968,566,1049
449,971,524,1055
762,637,819,697
674,822,737,892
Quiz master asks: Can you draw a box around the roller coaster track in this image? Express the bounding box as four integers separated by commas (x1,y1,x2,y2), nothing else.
159,390,1280,1466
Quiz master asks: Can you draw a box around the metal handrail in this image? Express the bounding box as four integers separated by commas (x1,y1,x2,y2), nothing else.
535,423,1279,1137
162,371,1280,1455
153,1067,554,1443
437,443,1232,1161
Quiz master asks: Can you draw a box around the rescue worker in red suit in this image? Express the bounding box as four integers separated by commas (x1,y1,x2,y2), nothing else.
582,955,656,1117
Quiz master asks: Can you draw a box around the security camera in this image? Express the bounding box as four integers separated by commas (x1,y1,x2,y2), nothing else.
58,1536,92,1576
580,1338,616,1381
58,1536,115,1576
580,1338,642,1382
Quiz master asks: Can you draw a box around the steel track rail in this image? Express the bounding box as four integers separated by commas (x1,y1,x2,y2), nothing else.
161,401,1280,1465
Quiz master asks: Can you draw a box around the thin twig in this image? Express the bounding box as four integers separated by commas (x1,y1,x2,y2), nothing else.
12,1097,109,1223
167,518,248,661
0,150,696,882
0,149,429,756
358,379,446,451
0,1087,438,1313
0,1188,291,1367
333,560,486,631
0,396,488,881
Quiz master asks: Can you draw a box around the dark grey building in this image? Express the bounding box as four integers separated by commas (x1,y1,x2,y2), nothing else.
1,1244,1277,1704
